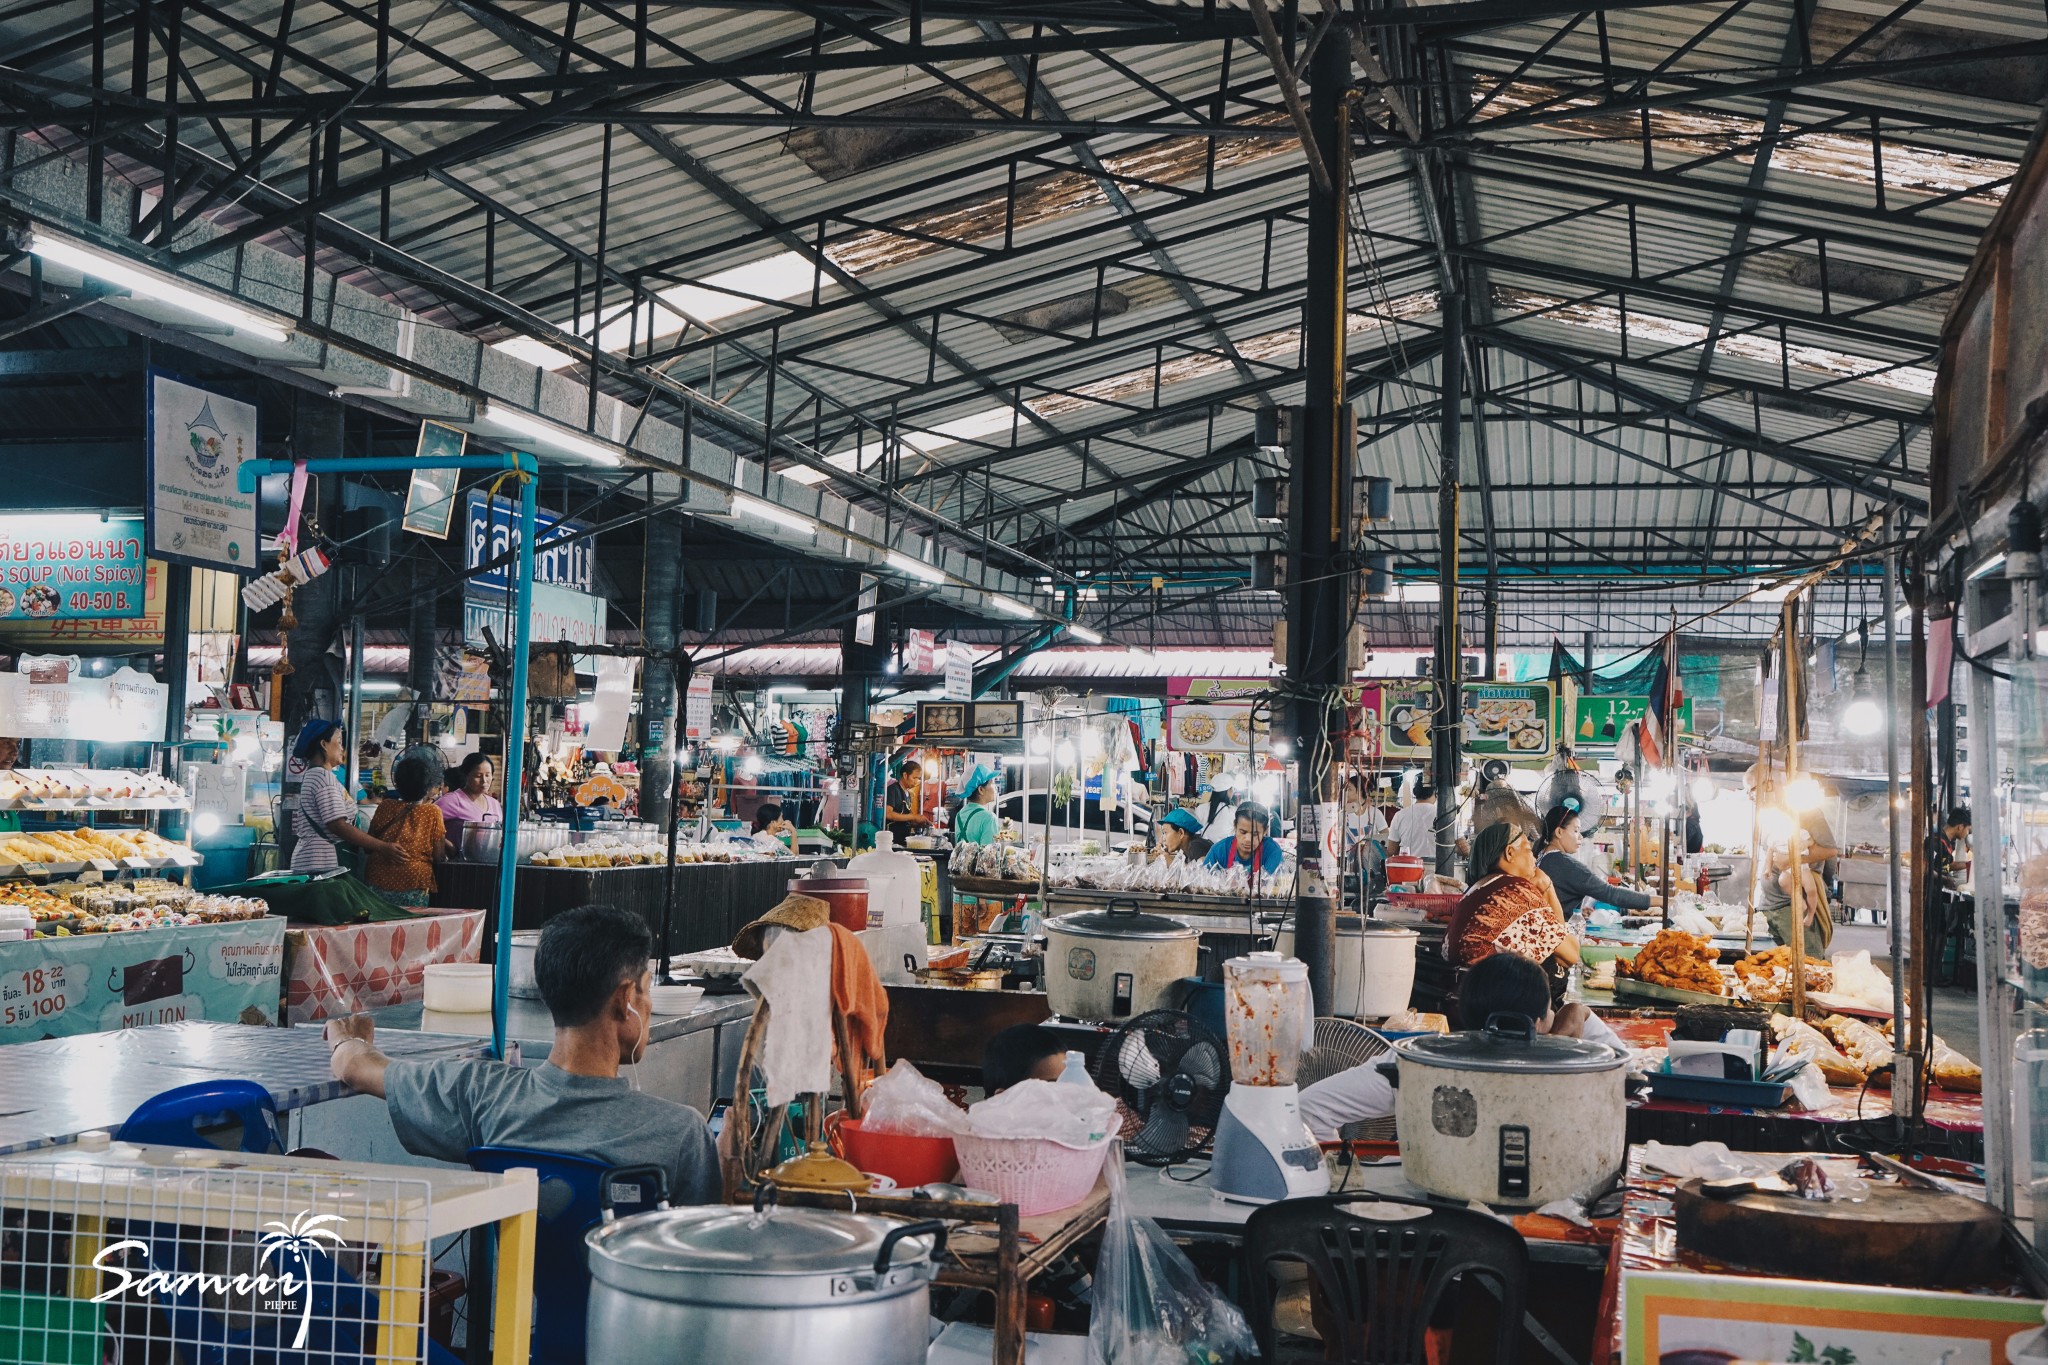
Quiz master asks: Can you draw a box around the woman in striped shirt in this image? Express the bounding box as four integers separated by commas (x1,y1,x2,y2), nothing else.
290,719,404,874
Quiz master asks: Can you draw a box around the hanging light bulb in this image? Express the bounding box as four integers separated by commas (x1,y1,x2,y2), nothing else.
742,754,765,776
1757,806,1794,842
1785,775,1824,812
1843,670,1883,737
1690,774,1716,807
1029,733,1051,756
1055,741,1077,767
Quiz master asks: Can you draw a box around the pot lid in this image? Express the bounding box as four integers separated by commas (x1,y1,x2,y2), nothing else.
588,1207,921,1278
1044,906,1197,940
1394,1018,1623,1074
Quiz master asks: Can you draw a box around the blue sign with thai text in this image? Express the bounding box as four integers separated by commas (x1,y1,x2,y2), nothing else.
464,490,595,602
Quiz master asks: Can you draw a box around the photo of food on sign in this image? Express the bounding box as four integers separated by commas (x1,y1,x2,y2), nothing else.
1461,684,1551,757
1168,703,1264,753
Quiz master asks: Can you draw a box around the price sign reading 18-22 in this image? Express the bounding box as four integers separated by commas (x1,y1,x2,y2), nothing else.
1,960,70,1029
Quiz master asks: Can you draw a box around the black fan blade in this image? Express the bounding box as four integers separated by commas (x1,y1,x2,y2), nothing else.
1128,1101,1191,1164
1174,1039,1223,1090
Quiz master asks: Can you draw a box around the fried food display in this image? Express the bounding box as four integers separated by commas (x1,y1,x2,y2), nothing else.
1616,929,1725,996
1732,944,1834,1002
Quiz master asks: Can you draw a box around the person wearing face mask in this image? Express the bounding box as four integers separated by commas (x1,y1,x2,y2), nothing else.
325,903,720,1204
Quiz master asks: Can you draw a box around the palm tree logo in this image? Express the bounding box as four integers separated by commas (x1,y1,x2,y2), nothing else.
257,1211,346,1349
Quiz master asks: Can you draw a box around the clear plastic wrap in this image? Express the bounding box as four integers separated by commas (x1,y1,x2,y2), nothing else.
861,1059,967,1137
966,1077,1117,1144
1091,1146,1259,1365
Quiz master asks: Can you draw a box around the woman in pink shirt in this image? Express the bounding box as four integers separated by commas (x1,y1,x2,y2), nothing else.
437,752,503,850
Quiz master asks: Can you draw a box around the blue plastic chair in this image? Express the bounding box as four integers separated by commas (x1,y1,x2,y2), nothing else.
467,1147,668,1365
118,1079,283,1153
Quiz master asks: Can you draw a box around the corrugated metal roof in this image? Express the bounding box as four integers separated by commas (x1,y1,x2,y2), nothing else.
0,0,1994,645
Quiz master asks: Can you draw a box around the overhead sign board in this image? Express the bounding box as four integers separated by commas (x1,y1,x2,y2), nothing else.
464,582,607,651
146,372,259,573
0,516,146,620
464,489,595,601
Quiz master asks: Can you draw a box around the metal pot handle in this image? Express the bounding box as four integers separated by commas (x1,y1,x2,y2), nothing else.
752,1182,780,1213
1105,899,1140,917
1377,1059,1400,1088
873,1218,948,1276
1483,1012,1536,1041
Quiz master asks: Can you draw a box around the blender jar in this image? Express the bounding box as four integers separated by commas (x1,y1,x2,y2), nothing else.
1224,951,1311,1086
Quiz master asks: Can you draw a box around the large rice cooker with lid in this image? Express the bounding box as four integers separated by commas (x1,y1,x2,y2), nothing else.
585,1203,945,1365
1390,1016,1626,1207
1041,903,1199,1021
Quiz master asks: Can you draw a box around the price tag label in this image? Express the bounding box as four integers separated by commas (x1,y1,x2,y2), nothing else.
122,856,154,869
18,864,47,878
0,960,70,1029
88,859,118,873
79,869,106,884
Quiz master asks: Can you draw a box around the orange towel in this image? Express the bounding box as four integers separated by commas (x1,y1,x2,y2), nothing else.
827,921,889,1095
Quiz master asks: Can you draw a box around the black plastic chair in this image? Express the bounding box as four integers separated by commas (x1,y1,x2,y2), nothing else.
1242,1194,1528,1365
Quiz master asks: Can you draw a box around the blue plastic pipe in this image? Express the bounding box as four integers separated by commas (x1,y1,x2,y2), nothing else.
240,452,540,1059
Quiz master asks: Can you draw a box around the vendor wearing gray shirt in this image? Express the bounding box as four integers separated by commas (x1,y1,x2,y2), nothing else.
1536,804,1659,912
326,903,719,1205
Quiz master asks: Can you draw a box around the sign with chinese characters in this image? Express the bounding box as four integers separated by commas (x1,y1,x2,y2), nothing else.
147,372,259,573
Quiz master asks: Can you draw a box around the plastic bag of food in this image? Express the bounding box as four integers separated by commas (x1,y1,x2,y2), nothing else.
1827,949,1893,1010
966,1078,1118,1145
860,1059,966,1138
1091,1144,1258,1365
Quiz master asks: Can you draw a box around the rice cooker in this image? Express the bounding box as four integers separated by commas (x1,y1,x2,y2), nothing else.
1041,903,1199,1021
585,1202,946,1365
1389,1016,1626,1207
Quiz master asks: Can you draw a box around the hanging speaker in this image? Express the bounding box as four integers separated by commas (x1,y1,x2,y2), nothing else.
1252,477,1286,525
1250,553,1282,593
1364,476,1393,522
1364,554,1392,599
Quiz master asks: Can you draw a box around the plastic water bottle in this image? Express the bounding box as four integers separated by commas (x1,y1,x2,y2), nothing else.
1057,1050,1091,1085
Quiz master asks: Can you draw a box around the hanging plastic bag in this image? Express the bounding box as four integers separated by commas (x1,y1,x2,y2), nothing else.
1091,1143,1259,1365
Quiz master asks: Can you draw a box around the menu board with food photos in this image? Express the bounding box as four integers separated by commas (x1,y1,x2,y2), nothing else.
1166,702,1269,754
1374,682,1553,760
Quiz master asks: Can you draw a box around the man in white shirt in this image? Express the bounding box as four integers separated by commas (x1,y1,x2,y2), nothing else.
1299,952,1623,1140
1385,777,1450,859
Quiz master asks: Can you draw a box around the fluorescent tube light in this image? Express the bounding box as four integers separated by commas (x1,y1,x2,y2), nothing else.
477,403,623,466
1969,552,2007,581
27,228,294,343
731,494,817,536
989,595,1035,619
886,551,946,584
1065,623,1104,644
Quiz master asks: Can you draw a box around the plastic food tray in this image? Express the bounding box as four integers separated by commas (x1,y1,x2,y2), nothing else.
1644,1069,1795,1109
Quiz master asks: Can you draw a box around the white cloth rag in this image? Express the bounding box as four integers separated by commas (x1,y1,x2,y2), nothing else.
742,924,834,1107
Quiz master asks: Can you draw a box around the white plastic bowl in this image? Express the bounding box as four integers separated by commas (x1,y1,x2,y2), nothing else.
422,963,494,1014
649,983,705,1015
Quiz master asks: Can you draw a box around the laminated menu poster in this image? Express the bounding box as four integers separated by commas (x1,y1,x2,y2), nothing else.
1622,1270,2042,1363
1375,683,1554,759
0,917,285,1038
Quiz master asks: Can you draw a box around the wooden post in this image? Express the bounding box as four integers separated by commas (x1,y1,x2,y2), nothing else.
1784,596,1808,1021
993,1202,1026,1365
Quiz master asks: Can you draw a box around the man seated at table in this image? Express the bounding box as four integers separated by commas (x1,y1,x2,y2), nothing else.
324,903,720,1203
1297,953,1624,1141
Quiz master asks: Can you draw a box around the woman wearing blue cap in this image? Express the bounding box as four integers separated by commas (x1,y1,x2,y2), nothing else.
1151,806,1212,863
952,765,1002,845
290,718,404,874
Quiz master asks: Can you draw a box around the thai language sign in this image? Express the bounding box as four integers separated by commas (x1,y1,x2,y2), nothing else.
0,916,285,1038
463,490,595,601
147,371,259,572
0,516,146,619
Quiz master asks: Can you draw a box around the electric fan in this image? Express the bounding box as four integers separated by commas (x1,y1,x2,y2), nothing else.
1297,1017,1398,1143
1090,1009,1228,1165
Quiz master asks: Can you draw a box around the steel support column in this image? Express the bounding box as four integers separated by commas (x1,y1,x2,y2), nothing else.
1434,294,1464,877
1287,34,1353,1017
640,510,681,830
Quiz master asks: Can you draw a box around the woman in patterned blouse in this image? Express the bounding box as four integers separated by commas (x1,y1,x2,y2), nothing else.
1444,821,1579,971
366,752,447,908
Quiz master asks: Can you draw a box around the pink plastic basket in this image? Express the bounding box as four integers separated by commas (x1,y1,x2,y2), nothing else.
952,1132,1113,1216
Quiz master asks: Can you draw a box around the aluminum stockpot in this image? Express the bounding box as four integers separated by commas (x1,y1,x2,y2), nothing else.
585,1204,946,1365
1041,902,1199,1021
1390,1016,1627,1208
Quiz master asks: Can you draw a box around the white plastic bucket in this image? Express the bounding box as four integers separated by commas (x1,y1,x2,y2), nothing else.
1274,920,1418,1019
